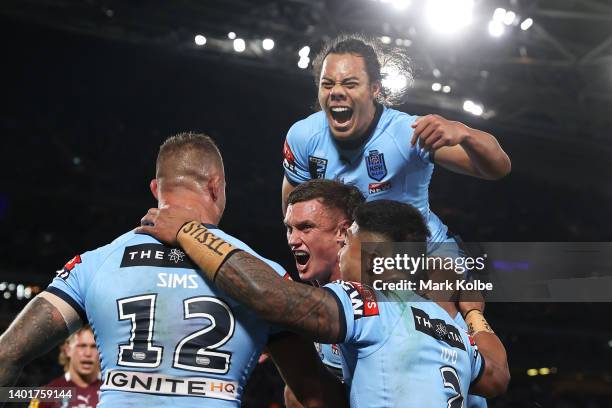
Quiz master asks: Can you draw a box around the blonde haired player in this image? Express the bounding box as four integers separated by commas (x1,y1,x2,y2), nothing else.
29,325,101,408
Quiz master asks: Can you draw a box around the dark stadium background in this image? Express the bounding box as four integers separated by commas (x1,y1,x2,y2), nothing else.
1,1,611,407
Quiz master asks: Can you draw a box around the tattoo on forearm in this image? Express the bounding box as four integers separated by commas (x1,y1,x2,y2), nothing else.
215,252,341,343
0,296,69,386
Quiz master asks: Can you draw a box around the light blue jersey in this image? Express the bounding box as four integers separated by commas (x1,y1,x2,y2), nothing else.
283,106,449,244
455,314,489,408
47,225,287,407
324,281,484,408
315,342,343,379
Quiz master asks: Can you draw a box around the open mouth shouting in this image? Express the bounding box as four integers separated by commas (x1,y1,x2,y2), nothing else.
329,106,354,131
293,249,311,273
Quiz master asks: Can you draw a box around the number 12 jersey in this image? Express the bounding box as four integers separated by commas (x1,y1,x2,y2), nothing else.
47,226,287,407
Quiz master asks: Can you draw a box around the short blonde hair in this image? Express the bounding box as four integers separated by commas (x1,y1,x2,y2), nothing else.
58,325,93,371
156,132,223,183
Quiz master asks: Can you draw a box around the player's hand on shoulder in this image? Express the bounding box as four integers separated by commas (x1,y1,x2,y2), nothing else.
136,205,200,245
410,114,469,152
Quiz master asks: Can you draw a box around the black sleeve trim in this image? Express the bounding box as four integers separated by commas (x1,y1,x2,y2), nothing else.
324,363,344,381
284,172,301,186
323,287,347,343
471,352,486,386
45,286,87,323
429,149,436,164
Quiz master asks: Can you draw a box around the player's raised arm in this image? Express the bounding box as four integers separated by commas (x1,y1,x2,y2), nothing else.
0,292,81,387
137,208,344,344
457,293,510,397
411,114,511,180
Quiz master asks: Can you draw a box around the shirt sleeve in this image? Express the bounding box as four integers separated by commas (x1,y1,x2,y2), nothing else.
282,120,313,185
467,334,486,386
412,142,433,164
389,113,433,165
323,281,380,345
45,252,95,323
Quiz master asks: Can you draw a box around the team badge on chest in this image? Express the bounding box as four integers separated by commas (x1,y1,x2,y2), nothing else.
365,150,387,181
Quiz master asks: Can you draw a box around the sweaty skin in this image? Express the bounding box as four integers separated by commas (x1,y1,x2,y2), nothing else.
285,200,348,283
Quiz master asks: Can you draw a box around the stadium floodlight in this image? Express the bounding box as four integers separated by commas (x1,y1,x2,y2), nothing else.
526,369,538,377
539,368,550,375
298,57,310,69
233,38,246,52
520,18,533,31
488,21,505,37
426,0,474,34
463,99,484,116
194,35,207,46
380,36,392,44
299,46,310,58
503,10,516,26
228,32,236,40
391,0,411,10
262,38,275,51
442,85,451,93
493,8,506,22
381,68,408,94
432,82,442,92
432,68,441,78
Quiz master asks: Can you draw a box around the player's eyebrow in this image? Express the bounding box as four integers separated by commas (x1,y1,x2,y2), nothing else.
294,220,315,229
321,76,360,82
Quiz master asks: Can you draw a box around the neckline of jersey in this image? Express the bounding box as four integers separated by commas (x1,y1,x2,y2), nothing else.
332,102,383,152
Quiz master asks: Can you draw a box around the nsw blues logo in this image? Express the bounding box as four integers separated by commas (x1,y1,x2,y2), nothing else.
365,150,387,181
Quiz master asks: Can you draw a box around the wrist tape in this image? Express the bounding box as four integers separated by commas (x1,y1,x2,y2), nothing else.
177,221,240,282
464,309,494,335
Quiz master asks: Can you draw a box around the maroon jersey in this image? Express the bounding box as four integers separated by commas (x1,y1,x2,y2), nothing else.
29,373,101,408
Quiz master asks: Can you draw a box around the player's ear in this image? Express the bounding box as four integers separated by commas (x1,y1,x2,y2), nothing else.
150,179,159,200
371,80,382,99
336,219,352,239
363,249,380,282
208,175,223,202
